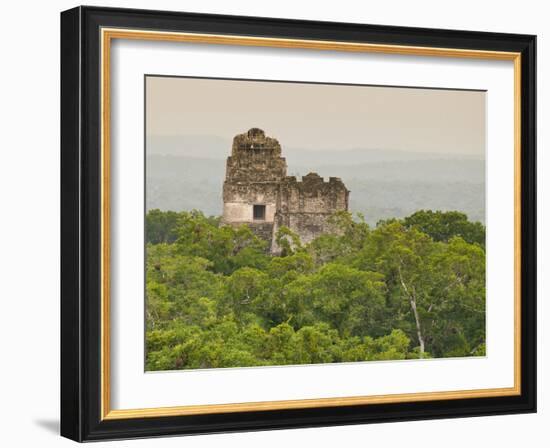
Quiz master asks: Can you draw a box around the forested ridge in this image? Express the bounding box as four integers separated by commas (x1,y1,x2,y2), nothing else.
145,209,486,371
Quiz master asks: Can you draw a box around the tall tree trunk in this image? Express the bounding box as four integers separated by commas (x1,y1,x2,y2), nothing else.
408,290,425,356
398,266,425,357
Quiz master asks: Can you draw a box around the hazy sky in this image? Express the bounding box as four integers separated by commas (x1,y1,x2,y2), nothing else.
146,76,486,156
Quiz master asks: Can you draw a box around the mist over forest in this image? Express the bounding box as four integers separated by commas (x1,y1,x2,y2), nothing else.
146,135,485,225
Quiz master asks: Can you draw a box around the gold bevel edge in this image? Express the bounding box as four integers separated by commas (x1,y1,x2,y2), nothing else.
100,30,112,421
104,387,519,420
100,27,523,420
514,54,522,393
102,28,520,60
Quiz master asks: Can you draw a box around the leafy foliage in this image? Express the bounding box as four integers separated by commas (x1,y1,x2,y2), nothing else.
402,210,485,247
146,209,486,370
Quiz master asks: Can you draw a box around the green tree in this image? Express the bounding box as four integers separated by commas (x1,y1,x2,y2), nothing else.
425,237,486,357
403,210,485,247
307,212,370,265
309,263,386,337
146,209,181,244
275,226,302,257
145,208,486,369
174,210,268,274
353,221,439,357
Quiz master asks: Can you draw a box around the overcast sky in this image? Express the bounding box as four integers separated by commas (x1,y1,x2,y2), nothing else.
146,76,486,156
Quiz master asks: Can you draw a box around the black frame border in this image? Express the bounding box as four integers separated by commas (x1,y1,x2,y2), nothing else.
61,6,536,442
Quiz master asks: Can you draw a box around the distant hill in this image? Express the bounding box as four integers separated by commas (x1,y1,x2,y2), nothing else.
290,159,484,183
147,135,229,159
146,151,485,225
284,147,483,167
147,135,484,164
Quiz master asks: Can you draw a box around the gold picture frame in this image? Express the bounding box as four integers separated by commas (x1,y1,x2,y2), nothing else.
61,6,536,441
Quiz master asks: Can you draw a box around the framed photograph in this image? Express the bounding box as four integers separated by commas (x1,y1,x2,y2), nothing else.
60,6,536,442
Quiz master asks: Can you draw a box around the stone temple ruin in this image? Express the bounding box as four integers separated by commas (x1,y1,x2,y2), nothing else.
222,128,350,254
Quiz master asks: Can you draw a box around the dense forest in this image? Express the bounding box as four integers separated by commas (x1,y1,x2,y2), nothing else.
145,209,486,371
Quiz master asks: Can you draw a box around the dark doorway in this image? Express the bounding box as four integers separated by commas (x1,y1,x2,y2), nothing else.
253,204,266,220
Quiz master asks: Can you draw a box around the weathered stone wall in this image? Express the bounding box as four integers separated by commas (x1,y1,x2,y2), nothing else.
221,128,350,253
225,128,287,183
223,202,277,223
277,173,349,215
222,128,288,228
247,222,275,244
223,182,280,206
271,173,350,251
